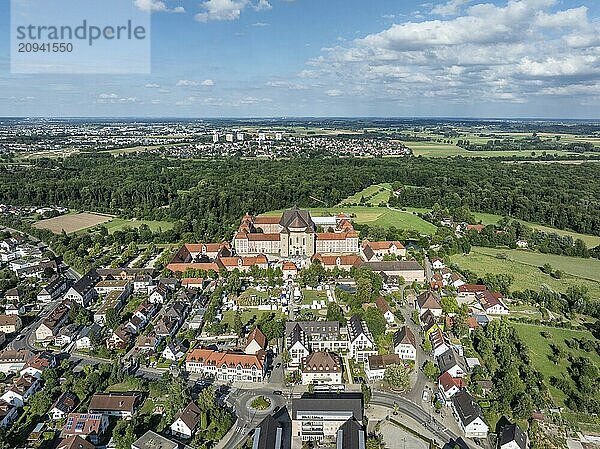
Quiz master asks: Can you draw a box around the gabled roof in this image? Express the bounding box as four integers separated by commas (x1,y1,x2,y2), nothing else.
337,417,365,449
451,389,486,427
375,297,392,314
174,401,202,432
393,326,416,348
437,348,465,374
246,327,267,350
417,292,442,310
367,354,401,371
499,423,527,449
279,207,315,231
438,371,466,392
57,435,96,449
88,392,140,413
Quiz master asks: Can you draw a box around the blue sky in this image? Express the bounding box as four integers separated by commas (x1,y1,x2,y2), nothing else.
1,0,600,118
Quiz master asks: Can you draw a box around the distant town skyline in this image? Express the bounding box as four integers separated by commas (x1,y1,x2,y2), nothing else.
1,0,600,118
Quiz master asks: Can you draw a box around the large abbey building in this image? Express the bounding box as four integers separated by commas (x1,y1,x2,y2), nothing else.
234,207,359,258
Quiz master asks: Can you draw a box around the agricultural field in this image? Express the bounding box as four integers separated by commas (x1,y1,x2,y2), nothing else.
260,206,436,234
450,247,600,299
511,322,600,407
99,218,175,234
34,212,112,234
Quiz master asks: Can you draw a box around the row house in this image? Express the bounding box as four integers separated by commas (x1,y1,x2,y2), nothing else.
35,301,70,342
37,275,68,303
285,321,348,367
94,279,132,296
347,315,377,363
94,289,130,326
64,270,100,307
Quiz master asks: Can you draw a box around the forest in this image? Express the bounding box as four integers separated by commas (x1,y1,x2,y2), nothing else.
1,153,599,242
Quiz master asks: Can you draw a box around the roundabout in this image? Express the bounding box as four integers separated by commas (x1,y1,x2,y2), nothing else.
247,395,274,413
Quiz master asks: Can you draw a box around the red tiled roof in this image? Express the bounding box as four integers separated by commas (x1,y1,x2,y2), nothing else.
246,328,267,350
186,348,265,370
438,371,466,392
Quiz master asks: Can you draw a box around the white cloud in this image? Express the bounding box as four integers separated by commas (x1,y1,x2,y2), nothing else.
133,0,185,13
144,83,161,88
431,0,470,16
201,79,215,86
176,79,199,87
304,0,600,105
325,89,343,97
195,0,249,22
254,0,272,11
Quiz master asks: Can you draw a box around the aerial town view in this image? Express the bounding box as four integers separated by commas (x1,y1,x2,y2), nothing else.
0,1,599,449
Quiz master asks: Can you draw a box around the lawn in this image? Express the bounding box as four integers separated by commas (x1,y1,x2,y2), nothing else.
339,183,392,206
260,206,437,234
511,322,600,407
473,247,600,282
101,218,175,234
301,289,328,305
450,247,600,299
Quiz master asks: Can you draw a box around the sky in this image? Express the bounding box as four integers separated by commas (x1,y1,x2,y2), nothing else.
1,0,600,118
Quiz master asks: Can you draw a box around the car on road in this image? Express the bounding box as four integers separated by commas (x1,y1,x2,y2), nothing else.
15,334,24,340
273,390,283,395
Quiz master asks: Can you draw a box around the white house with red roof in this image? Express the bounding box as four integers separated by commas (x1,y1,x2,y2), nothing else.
438,371,466,403
244,328,267,355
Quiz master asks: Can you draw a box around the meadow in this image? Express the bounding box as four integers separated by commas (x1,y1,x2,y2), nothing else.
34,212,112,234
450,247,600,299
511,322,600,406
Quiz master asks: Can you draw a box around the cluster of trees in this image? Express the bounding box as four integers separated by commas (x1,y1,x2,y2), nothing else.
2,153,599,243
472,320,549,421
512,285,600,320
550,355,599,414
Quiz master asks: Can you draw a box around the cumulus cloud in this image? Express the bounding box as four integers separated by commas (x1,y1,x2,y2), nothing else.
201,79,215,86
304,0,600,106
133,0,185,13
195,0,249,22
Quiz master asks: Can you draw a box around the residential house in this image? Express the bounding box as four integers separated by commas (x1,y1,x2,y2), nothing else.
185,348,266,382
282,261,298,279
88,392,141,418
375,297,395,324
438,371,466,404
56,435,95,449
135,334,161,353
64,270,100,307
245,327,267,355
61,413,109,445
430,329,451,358
54,324,80,348
498,422,528,449
311,254,363,271
148,283,168,304
134,275,154,293
347,315,377,363
477,290,509,315
0,349,33,374
4,303,26,316
0,315,22,334
37,276,67,303
106,325,133,350
361,240,406,261
162,341,188,361
132,431,178,449
35,302,70,342
431,257,445,270
75,323,101,350
457,284,487,303
438,348,467,378
301,351,342,385
0,400,18,428
393,326,417,361
170,401,202,439
364,354,402,382
416,292,443,317
451,389,489,438
4,288,21,303
49,392,78,421
1,374,41,407
20,351,56,378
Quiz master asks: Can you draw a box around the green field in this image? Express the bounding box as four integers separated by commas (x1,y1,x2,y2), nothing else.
261,206,436,234
450,247,600,299
100,218,175,234
511,322,600,406
473,247,600,282
302,289,328,305
339,183,392,206
469,212,600,248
